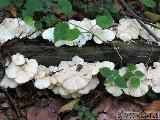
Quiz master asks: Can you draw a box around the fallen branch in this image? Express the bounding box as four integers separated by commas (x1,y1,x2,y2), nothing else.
119,0,160,42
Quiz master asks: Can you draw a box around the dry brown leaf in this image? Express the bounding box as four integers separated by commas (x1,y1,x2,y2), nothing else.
95,97,143,120
27,98,64,120
145,100,160,112
8,4,17,17
58,98,80,114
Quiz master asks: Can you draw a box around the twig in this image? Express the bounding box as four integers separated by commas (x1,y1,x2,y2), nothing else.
112,43,123,66
145,44,153,66
119,0,160,42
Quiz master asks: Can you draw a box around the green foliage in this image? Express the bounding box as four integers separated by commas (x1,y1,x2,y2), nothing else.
42,14,57,26
54,22,80,42
99,67,112,77
23,15,33,25
54,22,69,42
99,63,145,91
25,0,44,12
15,0,25,8
74,104,97,120
96,15,113,28
34,21,42,30
130,78,140,88
135,70,145,77
127,63,136,71
114,75,127,88
105,1,117,13
140,0,156,8
0,0,11,9
100,67,127,88
51,0,73,15
65,29,80,41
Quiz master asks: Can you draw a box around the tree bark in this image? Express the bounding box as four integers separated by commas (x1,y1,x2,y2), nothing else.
0,37,160,69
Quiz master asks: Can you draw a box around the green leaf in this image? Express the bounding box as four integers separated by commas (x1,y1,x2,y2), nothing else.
15,0,25,8
34,21,42,30
22,9,34,17
135,71,145,78
130,78,140,88
65,28,80,41
23,15,33,25
58,0,73,15
42,14,57,26
51,0,73,15
25,0,43,12
99,67,112,77
85,111,96,120
78,110,84,118
106,76,114,84
113,70,119,77
75,0,85,9
123,71,134,80
54,22,69,42
86,6,105,17
92,110,97,117
96,15,113,28
127,63,136,71
105,1,117,13
0,0,11,9
114,75,127,88
140,0,156,8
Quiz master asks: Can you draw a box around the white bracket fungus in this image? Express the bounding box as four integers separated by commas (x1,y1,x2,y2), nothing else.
0,18,41,44
42,18,116,47
146,62,160,93
34,55,114,98
1,53,38,88
42,18,160,47
1,53,160,98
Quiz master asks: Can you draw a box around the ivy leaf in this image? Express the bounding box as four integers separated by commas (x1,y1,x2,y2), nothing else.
106,76,114,84
127,63,136,71
23,15,33,25
0,0,11,9
135,71,145,78
130,78,140,88
54,22,69,42
25,0,43,12
74,0,85,9
85,111,96,120
99,67,112,77
42,14,57,26
140,0,156,8
59,0,72,15
15,0,25,8
65,29,80,41
34,21,42,30
114,75,127,88
51,0,73,15
96,15,113,28
113,70,119,77
22,9,34,17
105,1,117,13
123,71,134,80
86,6,104,17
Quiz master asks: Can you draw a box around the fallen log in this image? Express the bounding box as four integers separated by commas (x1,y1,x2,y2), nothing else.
0,37,160,71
